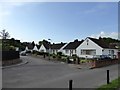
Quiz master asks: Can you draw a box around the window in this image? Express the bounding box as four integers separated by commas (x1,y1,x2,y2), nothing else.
70,50,73,54
40,50,44,52
111,50,114,55
81,50,83,55
81,50,96,55
75,50,76,53
65,50,69,53
86,50,90,55
93,51,96,55
87,39,89,45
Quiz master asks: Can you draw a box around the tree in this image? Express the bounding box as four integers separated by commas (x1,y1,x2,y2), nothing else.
31,41,35,47
0,29,10,39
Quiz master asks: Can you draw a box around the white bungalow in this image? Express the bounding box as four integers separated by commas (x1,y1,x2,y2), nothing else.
51,43,67,54
33,45,39,51
63,39,83,56
77,37,118,59
39,43,50,52
25,44,34,52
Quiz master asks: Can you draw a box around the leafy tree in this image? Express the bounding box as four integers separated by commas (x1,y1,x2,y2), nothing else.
39,39,50,45
0,29,10,39
31,41,35,47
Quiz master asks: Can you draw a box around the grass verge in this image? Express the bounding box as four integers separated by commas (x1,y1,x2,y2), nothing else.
97,77,120,90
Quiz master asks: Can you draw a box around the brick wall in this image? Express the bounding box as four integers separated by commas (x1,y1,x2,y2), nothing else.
91,59,118,68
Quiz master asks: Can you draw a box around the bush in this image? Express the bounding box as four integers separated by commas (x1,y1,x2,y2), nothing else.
57,55,61,59
37,52,49,56
57,52,62,56
37,52,45,55
32,50,39,54
52,53,56,58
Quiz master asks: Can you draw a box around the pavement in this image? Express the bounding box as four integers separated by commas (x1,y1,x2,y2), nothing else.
2,58,28,69
2,55,119,88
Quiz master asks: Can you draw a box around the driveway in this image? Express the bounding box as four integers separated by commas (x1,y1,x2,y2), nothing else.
2,56,118,88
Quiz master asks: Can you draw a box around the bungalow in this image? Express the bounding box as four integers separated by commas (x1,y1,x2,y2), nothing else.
51,43,67,54
63,39,84,56
25,44,34,52
77,37,119,59
39,42,50,52
33,45,40,51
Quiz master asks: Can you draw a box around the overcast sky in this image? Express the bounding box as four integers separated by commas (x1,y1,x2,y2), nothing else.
0,2,118,44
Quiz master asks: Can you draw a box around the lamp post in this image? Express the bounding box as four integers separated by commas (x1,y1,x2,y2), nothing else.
48,39,51,60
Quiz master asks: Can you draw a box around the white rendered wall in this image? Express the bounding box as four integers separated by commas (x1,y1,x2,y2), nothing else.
77,38,103,58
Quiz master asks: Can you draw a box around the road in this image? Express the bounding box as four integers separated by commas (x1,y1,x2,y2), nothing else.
2,56,118,88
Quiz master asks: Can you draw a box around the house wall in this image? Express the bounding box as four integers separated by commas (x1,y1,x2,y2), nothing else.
33,45,38,51
25,46,29,51
51,49,58,54
39,44,47,52
77,38,103,58
63,49,76,56
102,49,118,58
25,46,33,52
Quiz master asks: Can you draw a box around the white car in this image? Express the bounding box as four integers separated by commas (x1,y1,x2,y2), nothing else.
20,51,27,56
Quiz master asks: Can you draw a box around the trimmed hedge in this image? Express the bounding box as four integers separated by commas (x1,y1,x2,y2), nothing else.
1,51,19,61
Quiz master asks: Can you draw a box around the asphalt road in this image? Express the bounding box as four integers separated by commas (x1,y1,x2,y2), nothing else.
2,56,119,88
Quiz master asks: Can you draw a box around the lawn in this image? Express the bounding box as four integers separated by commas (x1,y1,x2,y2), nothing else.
97,77,120,90
80,59,92,63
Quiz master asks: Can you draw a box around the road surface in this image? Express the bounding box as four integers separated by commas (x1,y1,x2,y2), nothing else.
2,56,118,88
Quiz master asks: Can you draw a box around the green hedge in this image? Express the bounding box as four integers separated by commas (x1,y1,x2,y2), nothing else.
2,51,19,60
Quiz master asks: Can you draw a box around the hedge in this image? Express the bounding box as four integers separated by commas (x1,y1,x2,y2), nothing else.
1,51,19,61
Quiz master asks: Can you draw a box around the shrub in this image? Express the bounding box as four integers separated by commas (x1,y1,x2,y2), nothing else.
32,50,39,54
52,53,56,58
57,52,62,56
37,52,45,55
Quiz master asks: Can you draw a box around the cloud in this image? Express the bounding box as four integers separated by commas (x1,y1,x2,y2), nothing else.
90,31,118,39
84,3,110,14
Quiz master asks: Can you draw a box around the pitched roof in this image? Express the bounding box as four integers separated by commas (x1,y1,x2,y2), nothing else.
42,42,50,49
51,43,66,49
27,44,34,49
36,44,41,49
109,43,120,49
88,37,118,49
63,40,83,49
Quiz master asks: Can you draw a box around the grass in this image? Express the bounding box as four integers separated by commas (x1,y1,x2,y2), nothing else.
80,59,92,63
97,77,120,90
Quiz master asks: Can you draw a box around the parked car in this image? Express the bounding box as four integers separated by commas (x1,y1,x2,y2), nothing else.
20,51,26,56
93,55,112,60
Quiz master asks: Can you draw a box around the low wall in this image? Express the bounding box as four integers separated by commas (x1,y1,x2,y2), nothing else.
91,59,119,68
2,59,22,66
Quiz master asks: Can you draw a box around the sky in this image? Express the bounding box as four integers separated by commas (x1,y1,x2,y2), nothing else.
0,1,118,44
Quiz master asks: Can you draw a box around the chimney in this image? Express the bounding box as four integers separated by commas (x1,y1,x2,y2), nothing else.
74,39,78,42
